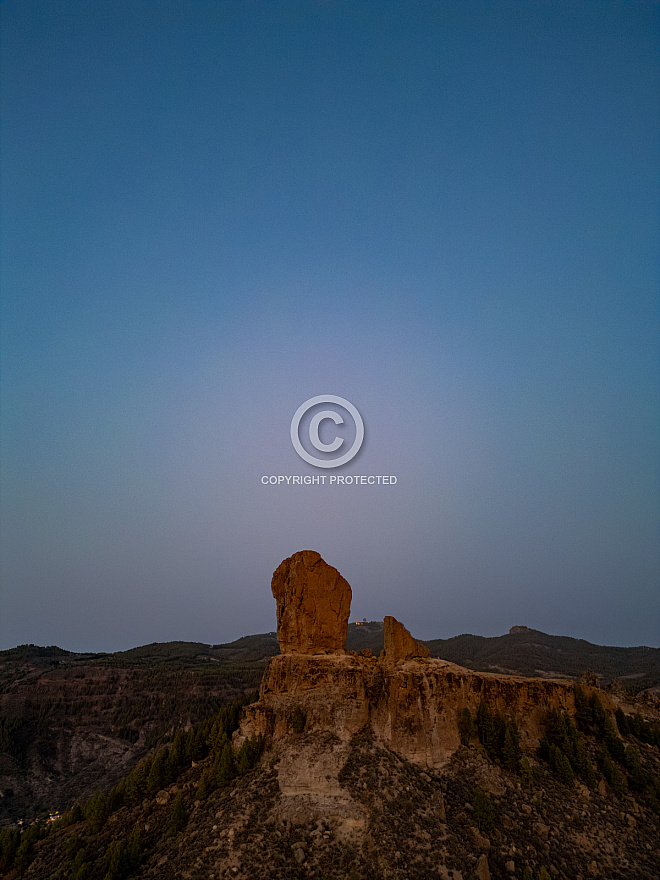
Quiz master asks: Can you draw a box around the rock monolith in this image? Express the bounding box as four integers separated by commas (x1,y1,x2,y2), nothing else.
271,550,352,654
380,615,430,663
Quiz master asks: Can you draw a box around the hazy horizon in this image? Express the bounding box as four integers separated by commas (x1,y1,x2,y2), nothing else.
2,2,658,652
3,587,658,654
6,620,660,655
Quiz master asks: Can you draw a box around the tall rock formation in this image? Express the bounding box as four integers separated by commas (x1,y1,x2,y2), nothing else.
238,551,613,769
380,615,430,663
271,550,352,655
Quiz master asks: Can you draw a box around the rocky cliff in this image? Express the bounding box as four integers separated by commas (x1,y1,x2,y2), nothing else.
238,551,608,768
239,651,593,768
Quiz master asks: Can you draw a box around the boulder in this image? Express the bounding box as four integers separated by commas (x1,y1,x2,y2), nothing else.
380,615,430,663
474,854,491,880
271,550,352,654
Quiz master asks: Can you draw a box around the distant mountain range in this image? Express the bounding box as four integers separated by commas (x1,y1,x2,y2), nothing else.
214,622,660,693
3,624,658,692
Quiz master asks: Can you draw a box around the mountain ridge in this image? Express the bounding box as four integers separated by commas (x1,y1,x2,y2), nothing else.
3,623,659,689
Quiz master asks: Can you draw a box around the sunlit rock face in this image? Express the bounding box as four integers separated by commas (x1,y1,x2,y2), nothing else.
271,550,352,655
380,615,430,663
240,552,610,769
238,650,585,768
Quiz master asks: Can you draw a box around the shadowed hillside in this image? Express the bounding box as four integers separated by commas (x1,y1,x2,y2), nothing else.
425,627,660,692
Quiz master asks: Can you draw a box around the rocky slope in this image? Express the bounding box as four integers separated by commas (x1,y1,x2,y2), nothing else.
12,711,660,880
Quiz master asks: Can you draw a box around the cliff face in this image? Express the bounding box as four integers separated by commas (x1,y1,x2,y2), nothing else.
238,651,604,768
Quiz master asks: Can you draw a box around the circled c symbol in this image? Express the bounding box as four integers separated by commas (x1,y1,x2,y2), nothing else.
290,395,364,468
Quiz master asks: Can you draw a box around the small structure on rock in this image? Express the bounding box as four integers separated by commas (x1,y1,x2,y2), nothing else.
271,550,352,654
380,615,430,663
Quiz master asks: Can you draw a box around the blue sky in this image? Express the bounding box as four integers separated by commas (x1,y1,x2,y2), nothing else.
1,1,658,651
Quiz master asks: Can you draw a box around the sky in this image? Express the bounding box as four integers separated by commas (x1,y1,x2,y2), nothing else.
1,0,658,652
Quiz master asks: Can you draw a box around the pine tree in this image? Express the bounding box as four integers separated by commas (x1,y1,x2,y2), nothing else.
519,757,534,790
216,740,236,788
65,804,83,825
236,740,252,775
85,790,110,832
108,780,126,812
502,721,522,771
537,735,551,764
553,747,575,786
615,708,630,735
168,793,187,835
458,708,475,746
588,693,608,736
603,717,626,764
624,745,648,792
599,747,625,796
71,851,91,880
247,733,265,765
125,825,143,872
572,736,586,775
0,828,20,871
492,712,506,761
171,730,187,770
193,726,208,760
477,702,499,761
14,837,34,875
472,788,495,833
213,732,229,760
572,735,597,788
161,747,175,787
184,729,196,763
65,833,85,860
147,749,167,794
648,772,660,814
207,719,225,754
196,770,213,800
125,759,149,806
573,683,590,731
102,839,128,880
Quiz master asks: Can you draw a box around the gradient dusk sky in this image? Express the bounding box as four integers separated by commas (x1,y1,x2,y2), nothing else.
1,1,658,652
